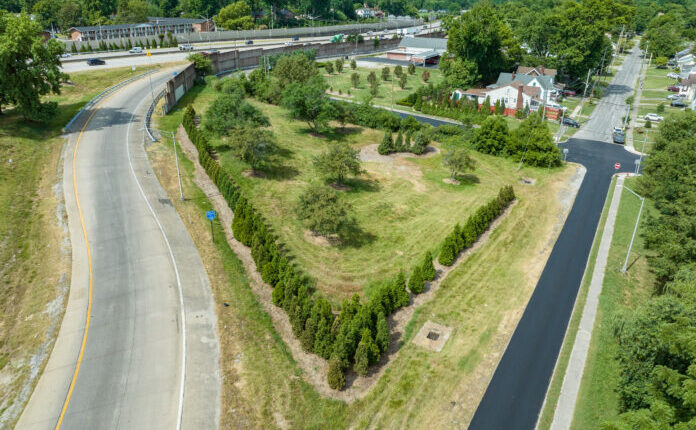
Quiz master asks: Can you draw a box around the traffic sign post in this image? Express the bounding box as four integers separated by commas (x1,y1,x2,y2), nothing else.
206,210,216,242
614,162,621,170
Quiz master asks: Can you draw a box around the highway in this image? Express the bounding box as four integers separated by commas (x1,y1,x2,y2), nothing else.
468,48,642,429
17,70,219,429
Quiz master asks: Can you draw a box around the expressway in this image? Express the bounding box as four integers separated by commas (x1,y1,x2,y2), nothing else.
468,48,643,429
16,70,220,429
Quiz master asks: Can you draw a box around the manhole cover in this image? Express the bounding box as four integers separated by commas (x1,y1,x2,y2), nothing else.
427,331,440,341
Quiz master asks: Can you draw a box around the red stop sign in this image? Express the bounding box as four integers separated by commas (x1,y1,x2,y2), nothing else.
614,163,621,170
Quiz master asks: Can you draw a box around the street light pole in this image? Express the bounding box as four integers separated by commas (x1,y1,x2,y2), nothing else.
621,185,645,273
172,131,184,201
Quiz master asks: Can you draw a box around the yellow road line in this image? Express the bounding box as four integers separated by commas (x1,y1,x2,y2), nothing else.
54,79,141,429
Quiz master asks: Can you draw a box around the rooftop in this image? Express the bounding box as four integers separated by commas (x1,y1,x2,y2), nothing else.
398,37,447,52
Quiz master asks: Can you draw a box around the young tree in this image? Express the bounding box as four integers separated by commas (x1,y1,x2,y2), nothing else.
421,251,436,281
296,184,355,237
422,70,430,82
0,12,67,120
313,142,362,186
443,148,477,180
408,266,424,294
378,131,393,155
509,114,562,167
471,115,510,155
408,62,415,75
281,76,333,132
214,0,253,30
350,58,357,70
203,94,269,136
394,65,403,78
399,73,407,89
480,96,491,115
273,53,319,86
325,61,334,74
373,36,379,48
381,66,390,81
438,237,456,266
187,53,213,74
395,130,404,151
335,58,344,73
656,103,665,114
370,81,379,97
375,312,389,352
227,127,278,173
350,72,360,88
411,131,429,155
327,355,346,389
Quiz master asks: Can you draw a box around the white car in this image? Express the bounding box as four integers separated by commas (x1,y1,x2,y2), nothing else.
178,43,194,51
644,113,664,122
60,53,72,58
667,72,680,79
284,41,293,46
667,94,681,100
129,47,143,54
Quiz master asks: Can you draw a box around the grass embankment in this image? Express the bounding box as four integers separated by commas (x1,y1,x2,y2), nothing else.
324,66,443,109
0,65,154,426
537,176,655,429
161,82,565,302
154,80,578,428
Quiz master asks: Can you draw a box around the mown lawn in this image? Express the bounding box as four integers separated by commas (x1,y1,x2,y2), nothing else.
324,66,444,108
154,83,578,428
570,176,655,428
0,65,155,427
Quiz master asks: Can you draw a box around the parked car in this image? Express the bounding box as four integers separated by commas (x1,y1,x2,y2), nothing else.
644,113,664,122
612,127,625,144
667,94,681,100
562,89,577,96
668,60,676,67
292,36,299,41
667,72,680,79
86,58,105,66
670,100,687,107
668,85,680,92
245,40,253,45
200,49,219,56
561,117,580,128
284,41,293,46
129,46,143,54
178,43,194,51
60,53,72,58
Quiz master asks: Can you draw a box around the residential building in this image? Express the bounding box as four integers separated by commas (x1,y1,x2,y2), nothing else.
68,17,214,41
515,65,557,79
356,7,374,18
386,36,447,64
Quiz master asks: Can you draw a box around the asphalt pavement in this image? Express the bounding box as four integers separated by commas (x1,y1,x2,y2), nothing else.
467,49,642,430
17,70,220,429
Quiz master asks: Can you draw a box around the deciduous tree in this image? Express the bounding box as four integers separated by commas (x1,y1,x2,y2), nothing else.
296,184,355,237
313,142,362,186
215,1,253,30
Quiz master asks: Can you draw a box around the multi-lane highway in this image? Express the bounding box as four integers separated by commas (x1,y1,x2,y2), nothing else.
468,48,642,430
17,70,219,429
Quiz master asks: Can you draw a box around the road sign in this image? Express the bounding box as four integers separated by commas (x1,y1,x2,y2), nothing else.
173,71,178,76
206,210,216,221
614,162,621,170
146,51,151,57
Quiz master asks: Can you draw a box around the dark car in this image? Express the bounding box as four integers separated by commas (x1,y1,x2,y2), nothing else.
670,100,687,107
86,58,105,66
292,36,299,41
668,60,676,67
562,89,577,97
245,40,253,45
561,117,580,128
668,85,680,92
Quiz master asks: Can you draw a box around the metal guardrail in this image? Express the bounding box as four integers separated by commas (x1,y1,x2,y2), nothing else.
145,88,167,142
63,70,155,132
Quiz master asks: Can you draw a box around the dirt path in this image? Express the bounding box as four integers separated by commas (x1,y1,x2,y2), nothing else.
178,125,515,401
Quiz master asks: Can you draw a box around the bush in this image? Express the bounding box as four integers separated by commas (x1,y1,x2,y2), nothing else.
408,63,415,75
327,355,346,390
381,66,390,81
378,131,393,155
325,62,334,74
350,72,360,88
645,119,652,128
350,59,356,70
422,251,436,281
335,58,344,73
656,103,665,114
408,266,424,294
422,70,430,82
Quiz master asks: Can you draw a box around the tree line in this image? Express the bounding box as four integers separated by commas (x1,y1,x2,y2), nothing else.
601,110,696,428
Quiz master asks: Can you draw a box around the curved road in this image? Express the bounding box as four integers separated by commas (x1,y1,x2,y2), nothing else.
17,70,219,429
468,49,643,429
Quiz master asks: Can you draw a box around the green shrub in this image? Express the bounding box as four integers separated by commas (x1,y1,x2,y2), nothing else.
422,251,436,281
408,266,425,294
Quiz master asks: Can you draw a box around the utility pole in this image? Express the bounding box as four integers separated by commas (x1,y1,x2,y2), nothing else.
621,185,645,273
582,68,592,98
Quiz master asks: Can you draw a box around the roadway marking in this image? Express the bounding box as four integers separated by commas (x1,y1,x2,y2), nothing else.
126,94,187,430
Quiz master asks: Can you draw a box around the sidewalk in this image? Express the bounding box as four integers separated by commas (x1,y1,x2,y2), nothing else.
549,175,626,430
625,49,648,154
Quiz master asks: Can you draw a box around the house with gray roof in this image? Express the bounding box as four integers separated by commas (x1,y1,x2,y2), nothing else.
494,72,556,103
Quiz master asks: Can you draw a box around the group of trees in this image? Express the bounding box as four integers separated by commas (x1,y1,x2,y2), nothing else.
377,128,429,155
603,111,696,428
471,112,561,167
0,12,67,121
438,185,515,265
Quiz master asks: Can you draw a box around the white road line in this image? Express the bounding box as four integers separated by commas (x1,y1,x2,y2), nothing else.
126,92,187,430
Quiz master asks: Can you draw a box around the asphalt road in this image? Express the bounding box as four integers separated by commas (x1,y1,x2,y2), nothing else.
17,70,219,429
467,49,642,430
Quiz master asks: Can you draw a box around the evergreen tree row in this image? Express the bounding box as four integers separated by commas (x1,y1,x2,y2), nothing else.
377,129,429,156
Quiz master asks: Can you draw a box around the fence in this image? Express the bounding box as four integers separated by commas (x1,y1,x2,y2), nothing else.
63,18,421,52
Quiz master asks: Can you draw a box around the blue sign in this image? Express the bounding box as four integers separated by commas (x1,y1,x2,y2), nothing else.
206,210,216,221
173,71,178,76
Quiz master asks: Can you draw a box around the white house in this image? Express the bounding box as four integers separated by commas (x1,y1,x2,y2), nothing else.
453,81,543,115
356,7,374,18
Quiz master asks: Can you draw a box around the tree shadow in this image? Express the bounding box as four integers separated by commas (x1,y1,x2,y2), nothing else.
260,162,300,180
455,173,480,184
336,222,376,249
341,176,381,193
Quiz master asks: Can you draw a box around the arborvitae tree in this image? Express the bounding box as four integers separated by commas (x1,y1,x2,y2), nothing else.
381,66,390,81
480,96,491,115
395,130,404,151
370,81,378,97
335,58,344,73
71,44,77,53
392,271,410,307
399,73,407,89
375,312,389,352
408,266,425,294
351,72,360,88
378,131,393,155
414,94,422,111
494,99,502,115
438,237,456,266
325,62,334,74
412,131,428,155
354,334,371,375
394,65,403,77
301,316,317,352
272,281,285,307
350,59,357,70
422,251,436,281
404,129,413,150
367,71,377,86
327,355,346,390
408,62,415,75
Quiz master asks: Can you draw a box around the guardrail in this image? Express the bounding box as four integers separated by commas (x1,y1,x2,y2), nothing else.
63,70,155,132
145,88,167,142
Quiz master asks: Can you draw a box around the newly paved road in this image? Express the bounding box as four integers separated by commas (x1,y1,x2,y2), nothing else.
17,70,220,429
468,48,642,430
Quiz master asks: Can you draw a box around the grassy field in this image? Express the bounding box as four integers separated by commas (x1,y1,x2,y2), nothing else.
324,66,443,109
0,65,155,426
536,176,656,429
160,81,568,302
154,86,579,428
